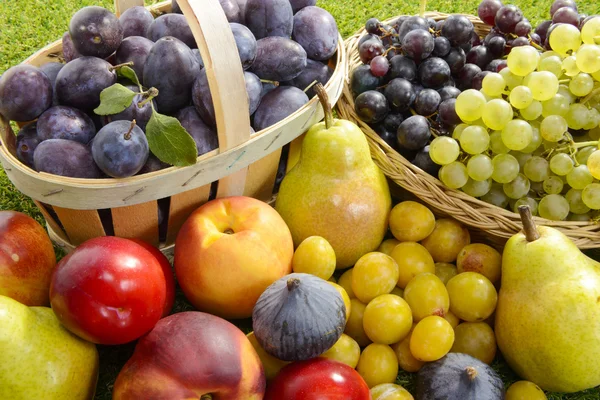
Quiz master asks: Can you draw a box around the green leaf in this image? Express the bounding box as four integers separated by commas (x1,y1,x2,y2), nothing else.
93,84,136,115
118,66,142,89
146,110,197,167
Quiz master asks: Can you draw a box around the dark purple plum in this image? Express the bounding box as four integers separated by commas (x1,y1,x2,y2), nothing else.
402,29,435,61
253,86,308,131
171,0,181,13
55,56,117,110
191,49,204,69
0,65,52,121
415,89,441,116
34,139,102,178
245,0,293,39
439,98,461,126
115,36,154,80
175,106,219,156
292,6,339,61
466,45,493,69
139,154,169,174
143,37,199,114
441,15,475,45
16,123,40,169
418,57,451,88
92,120,149,178
444,47,466,76
437,86,461,101
245,71,263,115
106,86,155,130
146,14,196,49
412,145,441,176
261,81,278,98
495,5,523,33
289,0,316,13
249,37,307,81
478,0,503,26
283,58,333,97
432,36,452,57
388,55,417,82
220,0,242,23
37,106,96,144
350,64,381,96
119,6,154,38
62,32,81,63
39,62,64,106
354,90,389,124
230,23,257,70
384,78,416,112
456,63,482,90
397,115,430,150
69,6,123,59
236,0,248,23
396,16,428,41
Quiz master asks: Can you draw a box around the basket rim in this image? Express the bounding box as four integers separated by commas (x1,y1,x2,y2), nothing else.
336,12,600,248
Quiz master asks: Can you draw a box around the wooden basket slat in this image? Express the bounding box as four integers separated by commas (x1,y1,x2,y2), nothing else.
166,184,212,244
243,149,282,200
112,201,160,245
286,134,306,172
115,0,143,16
52,208,106,246
34,201,70,243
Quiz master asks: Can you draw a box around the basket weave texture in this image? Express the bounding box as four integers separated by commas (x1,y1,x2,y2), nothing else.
336,12,600,249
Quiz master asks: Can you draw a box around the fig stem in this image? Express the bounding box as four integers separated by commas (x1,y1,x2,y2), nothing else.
465,367,478,381
518,205,540,242
124,120,137,141
314,83,333,129
287,278,301,292
109,61,134,71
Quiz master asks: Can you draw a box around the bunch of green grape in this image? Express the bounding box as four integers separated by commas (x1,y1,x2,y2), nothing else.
429,21,600,222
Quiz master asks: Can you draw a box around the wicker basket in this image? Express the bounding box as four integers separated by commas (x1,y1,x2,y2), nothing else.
336,11,600,249
0,0,347,252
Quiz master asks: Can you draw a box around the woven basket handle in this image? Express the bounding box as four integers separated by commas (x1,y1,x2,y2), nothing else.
114,0,251,196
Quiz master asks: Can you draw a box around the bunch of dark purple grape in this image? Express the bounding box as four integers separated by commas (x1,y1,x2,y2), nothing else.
351,14,483,176
0,0,340,179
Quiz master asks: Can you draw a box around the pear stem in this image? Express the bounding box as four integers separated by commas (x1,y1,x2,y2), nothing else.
518,205,540,242
315,83,333,129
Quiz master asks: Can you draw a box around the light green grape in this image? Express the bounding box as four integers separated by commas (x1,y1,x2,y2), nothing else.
586,150,600,179
490,130,510,154
541,95,570,118
570,73,595,97
584,108,600,130
481,73,505,97
520,101,543,121
499,68,524,90
566,104,592,130
567,165,594,189
538,55,563,77
453,123,468,140
501,119,533,151
521,126,543,153
593,70,600,81
480,183,510,207
491,154,520,183
557,85,576,103
562,56,581,77
543,176,564,194
538,194,570,220
550,24,582,56
514,197,539,215
582,183,600,209
550,153,575,176
566,188,592,214
581,16,600,44
467,154,493,181
456,90,487,122
507,46,540,76
430,137,460,165
462,178,492,197
511,151,532,168
568,212,592,221
503,174,531,199
509,86,533,109
539,50,561,61
460,125,489,154
526,71,559,101
482,99,513,130
439,162,469,189
575,44,600,73
577,146,597,164
523,156,550,182
540,115,568,142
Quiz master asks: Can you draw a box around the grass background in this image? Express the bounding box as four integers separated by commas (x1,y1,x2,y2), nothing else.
1,0,600,399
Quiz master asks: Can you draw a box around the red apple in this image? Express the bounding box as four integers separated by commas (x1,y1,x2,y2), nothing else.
128,239,175,317
174,196,293,319
0,211,56,306
49,236,167,345
113,311,266,399
265,358,371,400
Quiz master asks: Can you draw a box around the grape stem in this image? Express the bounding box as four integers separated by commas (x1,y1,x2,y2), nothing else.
314,83,333,129
581,87,600,104
518,205,541,242
109,61,135,71
124,120,137,141
569,140,599,149
138,87,160,108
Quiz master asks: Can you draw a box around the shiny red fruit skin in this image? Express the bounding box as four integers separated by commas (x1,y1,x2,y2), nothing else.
128,239,175,317
264,358,372,400
49,236,167,345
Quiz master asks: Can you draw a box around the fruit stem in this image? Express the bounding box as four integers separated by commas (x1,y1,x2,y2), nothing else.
303,79,319,94
124,120,137,140
571,140,599,149
518,205,541,242
109,61,135,71
260,79,279,87
138,87,159,108
581,87,600,104
314,83,333,129
287,278,301,292
465,367,478,381
419,0,426,18
200,395,212,400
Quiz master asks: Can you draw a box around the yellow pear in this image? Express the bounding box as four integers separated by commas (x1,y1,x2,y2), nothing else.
495,206,600,393
0,295,99,399
276,84,391,269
